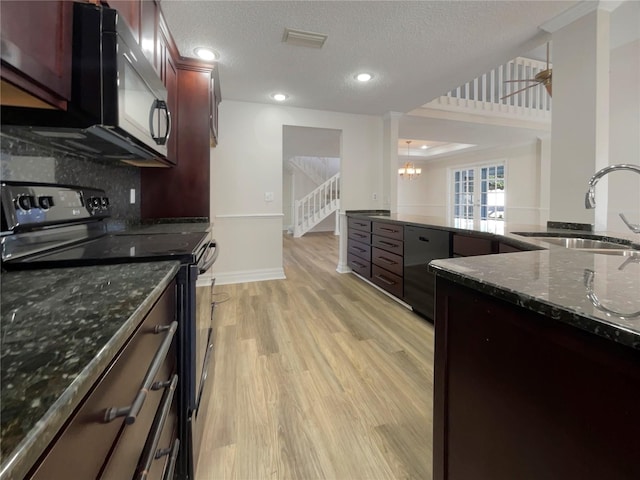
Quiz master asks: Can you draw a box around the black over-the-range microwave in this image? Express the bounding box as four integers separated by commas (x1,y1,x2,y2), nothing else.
1,2,173,167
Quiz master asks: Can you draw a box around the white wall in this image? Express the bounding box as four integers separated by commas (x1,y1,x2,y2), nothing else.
210,100,383,284
398,141,543,225
607,38,640,232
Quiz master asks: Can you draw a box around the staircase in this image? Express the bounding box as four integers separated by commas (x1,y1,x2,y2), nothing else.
289,156,333,185
293,173,340,237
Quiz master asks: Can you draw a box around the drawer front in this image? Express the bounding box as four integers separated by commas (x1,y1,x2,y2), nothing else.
372,221,404,240
348,229,371,244
136,374,179,480
371,265,403,298
99,361,176,479
348,218,372,233
372,235,404,255
453,234,494,257
29,283,176,480
371,247,403,277
348,239,371,260
348,253,371,278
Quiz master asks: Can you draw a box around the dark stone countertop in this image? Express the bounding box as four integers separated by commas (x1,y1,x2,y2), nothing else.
108,219,212,235
347,212,640,350
0,261,180,480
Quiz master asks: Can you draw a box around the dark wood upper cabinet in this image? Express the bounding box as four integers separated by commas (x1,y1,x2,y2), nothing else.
141,65,212,219
0,0,73,109
105,0,140,40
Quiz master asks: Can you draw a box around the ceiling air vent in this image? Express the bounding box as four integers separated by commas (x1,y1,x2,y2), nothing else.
282,28,327,48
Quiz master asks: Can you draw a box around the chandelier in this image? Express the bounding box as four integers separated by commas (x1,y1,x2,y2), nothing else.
398,140,421,179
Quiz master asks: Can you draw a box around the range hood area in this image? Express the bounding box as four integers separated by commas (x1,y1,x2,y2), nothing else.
1,3,173,168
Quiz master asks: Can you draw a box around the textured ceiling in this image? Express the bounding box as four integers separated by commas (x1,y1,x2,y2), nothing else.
160,0,580,116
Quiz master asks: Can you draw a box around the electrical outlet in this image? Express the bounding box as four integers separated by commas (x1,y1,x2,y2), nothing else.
130,188,136,204
264,192,274,202
372,192,378,200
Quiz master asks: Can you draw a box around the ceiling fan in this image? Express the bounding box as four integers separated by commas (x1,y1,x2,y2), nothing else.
501,42,552,100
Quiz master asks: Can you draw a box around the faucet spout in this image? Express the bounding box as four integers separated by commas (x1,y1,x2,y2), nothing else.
584,164,640,209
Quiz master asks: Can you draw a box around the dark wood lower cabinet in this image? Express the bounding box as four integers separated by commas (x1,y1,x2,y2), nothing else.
27,281,178,480
433,277,640,480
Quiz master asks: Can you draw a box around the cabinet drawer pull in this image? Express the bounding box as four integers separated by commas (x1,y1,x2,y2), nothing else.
418,236,430,242
162,439,180,480
351,246,366,253
378,240,398,248
104,321,177,424
379,227,398,233
355,222,367,227
350,260,366,268
377,256,397,265
353,232,366,238
375,274,396,286
137,374,178,479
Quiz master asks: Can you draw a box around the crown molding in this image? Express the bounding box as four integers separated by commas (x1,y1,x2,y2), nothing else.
540,0,625,33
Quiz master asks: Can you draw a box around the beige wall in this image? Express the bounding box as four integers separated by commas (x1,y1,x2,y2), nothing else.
397,142,543,225
210,100,383,284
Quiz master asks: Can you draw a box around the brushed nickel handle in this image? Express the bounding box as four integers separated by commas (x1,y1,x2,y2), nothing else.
137,374,178,479
377,256,397,265
104,321,177,424
375,274,396,286
350,260,366,268
378,240,398,248
162,439,180,480
379,227,398,233
351,246,366,253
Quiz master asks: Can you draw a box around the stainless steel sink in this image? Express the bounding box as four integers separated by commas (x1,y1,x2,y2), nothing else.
533,237,627,249
513,232,640,255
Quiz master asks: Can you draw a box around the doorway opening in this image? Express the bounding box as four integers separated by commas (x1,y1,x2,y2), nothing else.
282,126,342,238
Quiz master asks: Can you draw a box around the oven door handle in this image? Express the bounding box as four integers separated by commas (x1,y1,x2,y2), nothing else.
199,241,218,274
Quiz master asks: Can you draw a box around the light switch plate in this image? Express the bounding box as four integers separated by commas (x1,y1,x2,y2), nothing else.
264,191,274,202
130,188,136,204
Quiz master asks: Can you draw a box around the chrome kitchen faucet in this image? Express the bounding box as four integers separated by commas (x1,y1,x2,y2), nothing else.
585,164,640,233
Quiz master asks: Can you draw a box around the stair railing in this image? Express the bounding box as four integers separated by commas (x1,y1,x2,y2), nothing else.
426,56,552,119
293,173,340,237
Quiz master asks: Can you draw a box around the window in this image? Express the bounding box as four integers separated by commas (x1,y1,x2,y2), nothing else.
452,163,505,231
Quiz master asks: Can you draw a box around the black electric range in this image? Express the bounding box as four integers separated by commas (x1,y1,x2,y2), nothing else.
0,181,217,479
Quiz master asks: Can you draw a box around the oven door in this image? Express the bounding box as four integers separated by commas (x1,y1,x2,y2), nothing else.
191,277,216,466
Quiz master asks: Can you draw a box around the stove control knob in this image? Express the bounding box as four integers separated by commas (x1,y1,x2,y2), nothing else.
87,196,101,214
16,195,35,211
101,197,110,208
37,196,54,210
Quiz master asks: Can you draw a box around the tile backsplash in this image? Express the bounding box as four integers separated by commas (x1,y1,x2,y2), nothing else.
1,132,140,229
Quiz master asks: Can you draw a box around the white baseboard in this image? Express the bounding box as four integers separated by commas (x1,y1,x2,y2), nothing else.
213,267,287,285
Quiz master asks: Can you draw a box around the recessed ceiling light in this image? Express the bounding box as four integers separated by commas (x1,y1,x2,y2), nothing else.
421,145,428,149
194,47,218,61
355,73,373,82
271,93,288,102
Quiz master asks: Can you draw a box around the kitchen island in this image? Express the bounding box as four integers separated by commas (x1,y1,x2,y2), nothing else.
347,211,640,479
0,261,180,480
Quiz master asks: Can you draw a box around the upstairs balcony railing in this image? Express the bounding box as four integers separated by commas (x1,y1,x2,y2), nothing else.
425,57,552,121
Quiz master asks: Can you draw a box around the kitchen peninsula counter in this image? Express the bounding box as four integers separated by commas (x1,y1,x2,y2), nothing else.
346,211,640,349
0,261,180,480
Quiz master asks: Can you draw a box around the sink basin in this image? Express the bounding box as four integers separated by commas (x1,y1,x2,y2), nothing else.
531,237,627,249
578,248,640,256
513,232,640,255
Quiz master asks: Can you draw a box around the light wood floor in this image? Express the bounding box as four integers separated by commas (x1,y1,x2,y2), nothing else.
196,232,434,480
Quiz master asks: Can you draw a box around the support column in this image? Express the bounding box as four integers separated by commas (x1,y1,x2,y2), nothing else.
382,112,402,213
547,8,610,229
